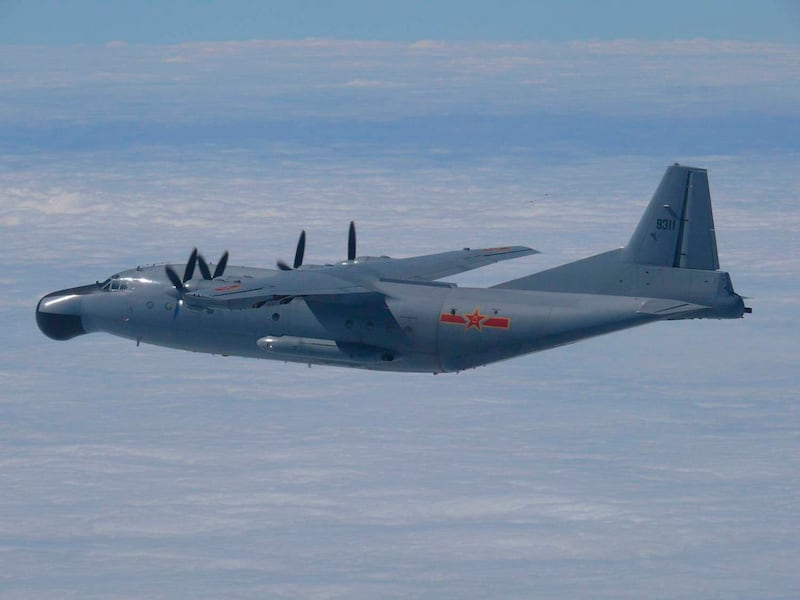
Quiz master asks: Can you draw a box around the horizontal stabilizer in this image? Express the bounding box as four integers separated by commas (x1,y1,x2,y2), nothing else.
636,298,709,317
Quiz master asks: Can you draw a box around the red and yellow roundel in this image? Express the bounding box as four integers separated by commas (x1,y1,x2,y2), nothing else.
439,307,510,331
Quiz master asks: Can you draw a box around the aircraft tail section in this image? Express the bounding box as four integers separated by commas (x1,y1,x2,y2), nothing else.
494,164,748,319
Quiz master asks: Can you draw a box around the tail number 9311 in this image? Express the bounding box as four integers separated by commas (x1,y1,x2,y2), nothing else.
656,218,677,231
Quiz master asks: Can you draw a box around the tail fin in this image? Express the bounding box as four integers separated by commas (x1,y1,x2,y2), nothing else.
494,164,749,319
623,164,719,270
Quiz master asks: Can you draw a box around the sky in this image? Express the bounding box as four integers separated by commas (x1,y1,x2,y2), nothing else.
1,0,800,43
1,3,799,599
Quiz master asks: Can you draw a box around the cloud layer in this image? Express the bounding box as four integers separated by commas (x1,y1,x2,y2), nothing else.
2,39,799,128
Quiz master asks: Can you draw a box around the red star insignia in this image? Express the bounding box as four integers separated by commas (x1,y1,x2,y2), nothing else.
464,307,487,330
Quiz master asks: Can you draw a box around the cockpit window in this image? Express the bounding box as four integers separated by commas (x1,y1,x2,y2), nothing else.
101,278,128,292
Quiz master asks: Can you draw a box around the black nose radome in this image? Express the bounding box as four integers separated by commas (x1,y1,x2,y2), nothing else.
35,283,99,341
36,305,86,340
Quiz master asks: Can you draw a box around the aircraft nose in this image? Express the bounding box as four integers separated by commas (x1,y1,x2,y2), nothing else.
35,283,98,340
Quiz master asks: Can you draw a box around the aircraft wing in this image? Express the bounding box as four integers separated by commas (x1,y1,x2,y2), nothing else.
184,269,375,310
356,245,538,282
184,246,536,310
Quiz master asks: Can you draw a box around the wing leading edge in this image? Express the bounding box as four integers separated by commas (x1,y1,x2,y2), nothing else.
361,245,538,282
182,245,537,310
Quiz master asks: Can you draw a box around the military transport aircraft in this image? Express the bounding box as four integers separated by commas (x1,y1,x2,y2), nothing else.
36,164,750,373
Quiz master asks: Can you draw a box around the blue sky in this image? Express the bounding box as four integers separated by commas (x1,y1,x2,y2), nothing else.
1,0,799,43
1,3,799,599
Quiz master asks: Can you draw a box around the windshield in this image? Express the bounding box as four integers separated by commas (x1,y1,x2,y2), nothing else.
100,274,128,292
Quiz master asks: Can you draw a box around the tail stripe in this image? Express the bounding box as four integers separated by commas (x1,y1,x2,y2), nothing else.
672,169,691,267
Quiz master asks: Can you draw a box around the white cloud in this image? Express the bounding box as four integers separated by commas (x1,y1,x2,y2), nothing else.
408,40,447,50
340,78,400,88
2,39,799,123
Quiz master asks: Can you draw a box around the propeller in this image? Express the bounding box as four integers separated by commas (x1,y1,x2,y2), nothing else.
164,248,199,319
166,247,231,318
277,230,306,271
197,254,211,279
197,251,229,280
276,222,355,270
183,247,197,282
347,221,356,262
197,254,212,280
164,263,187,293
213,251,229,278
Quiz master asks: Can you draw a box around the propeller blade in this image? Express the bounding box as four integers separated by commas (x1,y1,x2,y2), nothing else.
165,265,185,292
166,256,196,321
348,221,356,261
213,251,229,278
182,248,198,282
197,254,212,280
293,230,306,269
277,260,292,271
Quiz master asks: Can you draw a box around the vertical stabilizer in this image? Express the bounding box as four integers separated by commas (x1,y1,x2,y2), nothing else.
495,163,747,319
623,165,719,270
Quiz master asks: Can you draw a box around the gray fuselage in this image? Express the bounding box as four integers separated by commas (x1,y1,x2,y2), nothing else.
37,260,743,373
